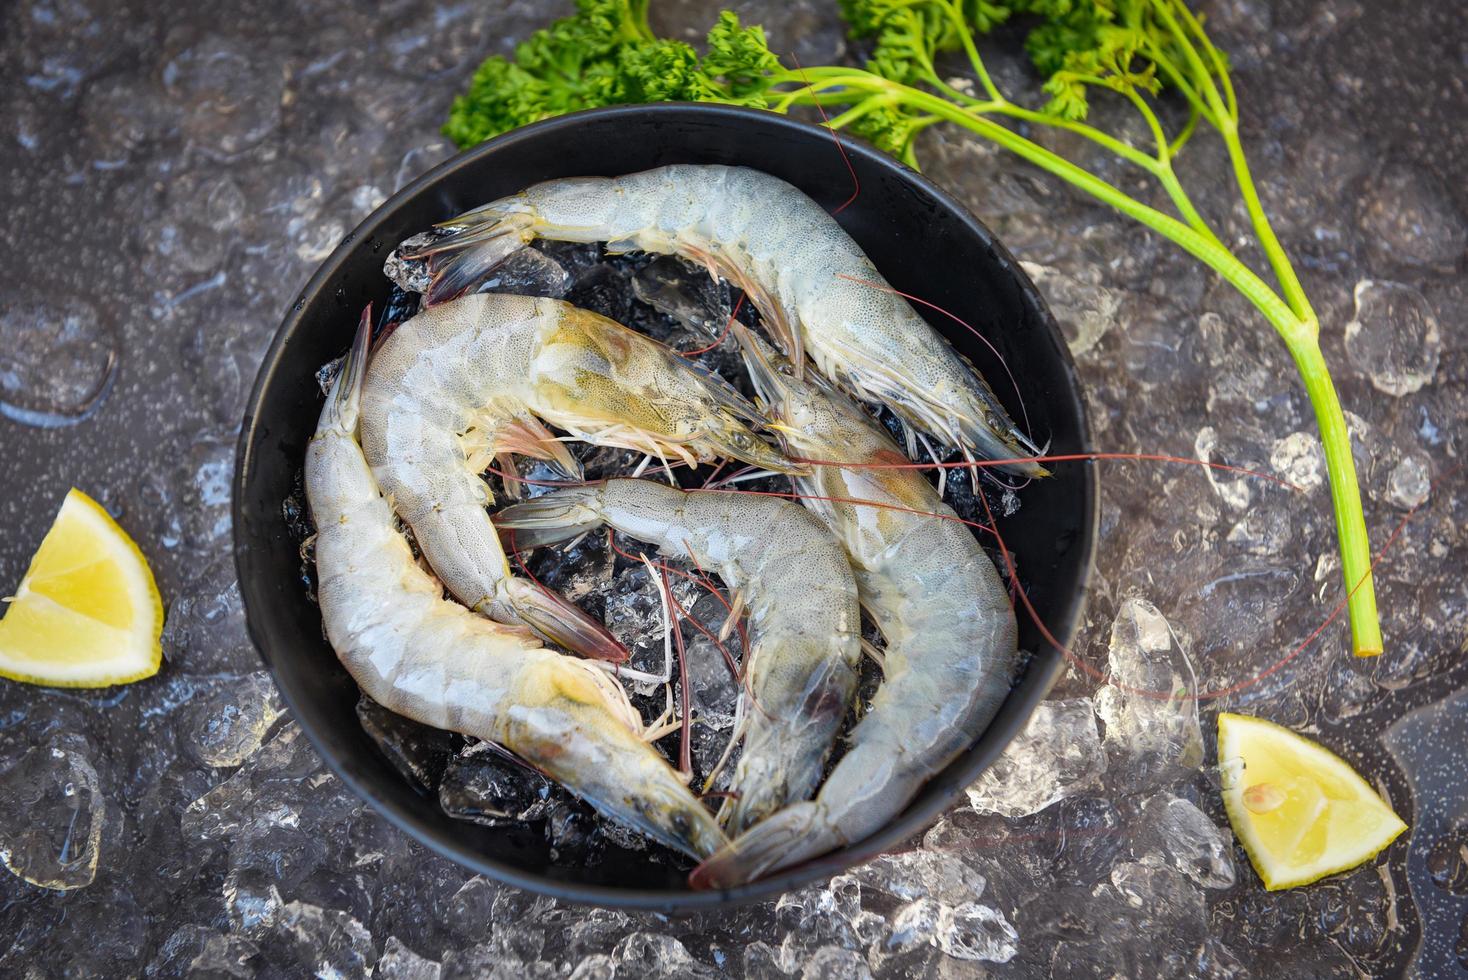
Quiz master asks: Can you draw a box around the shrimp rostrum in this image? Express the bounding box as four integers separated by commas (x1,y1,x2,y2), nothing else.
359,292,795,660
691,330,1018,887
406,164,1045,476
493,478,863,834
306,313,726,860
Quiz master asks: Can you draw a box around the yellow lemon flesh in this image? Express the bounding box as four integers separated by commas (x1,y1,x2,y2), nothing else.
1218,712,1407,890
0,489,163,688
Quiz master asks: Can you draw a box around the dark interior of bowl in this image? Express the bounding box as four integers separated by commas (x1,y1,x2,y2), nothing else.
233,104,1096,910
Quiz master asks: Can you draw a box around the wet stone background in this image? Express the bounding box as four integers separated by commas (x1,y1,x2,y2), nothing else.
1,0,1464,976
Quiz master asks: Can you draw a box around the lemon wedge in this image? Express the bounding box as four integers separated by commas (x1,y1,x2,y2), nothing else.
0,489,163,688
1218,712,1406,890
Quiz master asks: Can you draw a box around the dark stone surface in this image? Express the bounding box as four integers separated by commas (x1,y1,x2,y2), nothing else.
0,0,1463,975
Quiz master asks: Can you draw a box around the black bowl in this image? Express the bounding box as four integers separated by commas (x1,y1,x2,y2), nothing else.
233,103,1096,910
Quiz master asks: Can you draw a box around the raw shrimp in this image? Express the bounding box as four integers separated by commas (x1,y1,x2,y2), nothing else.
359,292,794,660
306,313,727,860
690,331,1018,887
492,478,863,834
403,165,1044,476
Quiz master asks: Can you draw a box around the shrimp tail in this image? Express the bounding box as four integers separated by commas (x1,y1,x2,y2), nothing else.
494,485,607,551
689,801,833,889
492,485,628,661
320,306,373,434
403,209,537,305
503,577,628,663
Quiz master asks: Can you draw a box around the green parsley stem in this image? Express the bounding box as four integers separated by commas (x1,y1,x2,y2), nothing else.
775,76,1381,656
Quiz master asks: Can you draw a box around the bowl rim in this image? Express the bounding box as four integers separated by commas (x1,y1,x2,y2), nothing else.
234,101,1098,911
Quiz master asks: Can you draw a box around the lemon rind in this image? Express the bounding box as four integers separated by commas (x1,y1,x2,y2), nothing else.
0,489,164,689
1218,712,1407,891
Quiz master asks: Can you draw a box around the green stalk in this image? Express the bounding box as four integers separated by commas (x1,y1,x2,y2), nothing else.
1219,121,1315,324
1288,341,1383,655
773,74,1383,656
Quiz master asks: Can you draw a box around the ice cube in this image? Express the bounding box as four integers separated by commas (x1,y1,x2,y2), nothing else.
1360,164,1466,267
159,564,255,673
852,848,988,905
0,734,105,890
1387,452,1432,510
438,741,556,826
612,933,713,980
1269,431,1325,492
1021,261,1122,357
566,263,634,325
148,924,259,978
966,699,1105,818
357,695,459,794
570,954,619,980
1345,279,1441,396
267,900,377,978
164,37,283,158
932,901,1019,963
1093,599,1203,790
384,232,440,293
180,672,285,768
1194,425,1254,511
475,246,571,299
376,937,442,980
1130,792,1236,890
631,255,732,338
0,294,117,428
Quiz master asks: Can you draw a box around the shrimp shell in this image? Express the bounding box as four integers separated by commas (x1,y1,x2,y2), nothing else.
358,292,793,658
690,331,1018,887
410,165,1044,476
306,313,726,860
493,477,863,833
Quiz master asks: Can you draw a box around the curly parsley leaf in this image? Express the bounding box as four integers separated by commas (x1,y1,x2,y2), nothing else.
443,1,781,147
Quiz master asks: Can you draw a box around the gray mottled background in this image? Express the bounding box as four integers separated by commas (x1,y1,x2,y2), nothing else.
1,0,1464,976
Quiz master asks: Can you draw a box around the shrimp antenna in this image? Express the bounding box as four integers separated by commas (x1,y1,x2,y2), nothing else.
791,52,860,215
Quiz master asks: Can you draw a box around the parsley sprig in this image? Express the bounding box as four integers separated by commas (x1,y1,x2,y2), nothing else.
444,0,1383,657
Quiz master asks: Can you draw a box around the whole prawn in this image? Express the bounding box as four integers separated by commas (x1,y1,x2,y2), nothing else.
493,478,863,834
359,292,794,659
691,330,1018,887
403,165,1044,476
306,313,726,860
